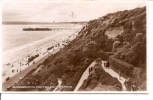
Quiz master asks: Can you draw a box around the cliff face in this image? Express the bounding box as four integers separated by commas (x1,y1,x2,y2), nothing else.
64,6,146,91
10,6,146,91
60,6,146,91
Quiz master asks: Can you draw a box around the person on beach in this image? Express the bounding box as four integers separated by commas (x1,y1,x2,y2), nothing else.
7,63,10,66
17,69,18,72
6,77,10,81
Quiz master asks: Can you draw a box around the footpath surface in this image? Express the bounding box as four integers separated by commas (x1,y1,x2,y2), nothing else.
2,47,61,91
74,61,96,91
74,61,126,91
101,61,126,91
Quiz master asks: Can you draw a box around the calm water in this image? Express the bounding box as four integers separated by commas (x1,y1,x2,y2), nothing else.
2,24,81,52
2,23,84,83
2,24,83,64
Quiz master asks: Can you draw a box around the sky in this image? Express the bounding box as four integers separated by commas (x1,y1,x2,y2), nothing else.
2,0,147,22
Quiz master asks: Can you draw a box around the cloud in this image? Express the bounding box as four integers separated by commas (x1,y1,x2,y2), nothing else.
2,0,146,22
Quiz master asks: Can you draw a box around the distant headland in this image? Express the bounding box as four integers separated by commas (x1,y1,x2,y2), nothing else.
2,21,87,25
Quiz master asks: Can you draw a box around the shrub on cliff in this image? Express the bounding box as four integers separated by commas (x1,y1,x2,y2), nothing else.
62,58,94,91
109,56,134,77
95,58,102,64
85,79,99,90
99,72,118,86
68,51,84,66
83,41,98,58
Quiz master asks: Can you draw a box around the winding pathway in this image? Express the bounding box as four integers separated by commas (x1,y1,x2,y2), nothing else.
53,78,62,92
101,61,126,91
74,61,96,91
74,61,126,91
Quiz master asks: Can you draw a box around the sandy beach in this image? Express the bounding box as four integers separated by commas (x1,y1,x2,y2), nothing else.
2,29,81,87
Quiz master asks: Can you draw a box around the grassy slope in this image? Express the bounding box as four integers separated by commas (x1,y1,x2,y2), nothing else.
10,6,146,91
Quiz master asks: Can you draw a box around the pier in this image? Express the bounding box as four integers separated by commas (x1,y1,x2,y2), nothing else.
23,27,80,31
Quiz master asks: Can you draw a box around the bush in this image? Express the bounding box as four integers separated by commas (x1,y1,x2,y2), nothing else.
95,58,102,64
109,55,134,77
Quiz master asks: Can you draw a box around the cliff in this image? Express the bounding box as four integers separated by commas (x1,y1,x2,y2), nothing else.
10,6,146,91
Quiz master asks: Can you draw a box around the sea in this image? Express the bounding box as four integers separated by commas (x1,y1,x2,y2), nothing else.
2,24,84,64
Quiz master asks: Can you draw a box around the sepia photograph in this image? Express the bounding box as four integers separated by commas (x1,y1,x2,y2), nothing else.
1,0,147,93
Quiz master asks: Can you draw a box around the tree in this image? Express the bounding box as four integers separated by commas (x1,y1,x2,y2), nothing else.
84,41,97,58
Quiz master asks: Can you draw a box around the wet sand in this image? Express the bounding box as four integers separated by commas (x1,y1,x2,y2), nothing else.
2,46,62,91
2,29,80,85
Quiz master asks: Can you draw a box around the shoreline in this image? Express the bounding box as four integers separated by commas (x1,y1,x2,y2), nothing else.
2,29,80,87
2,30,76,64
2,46,61,91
